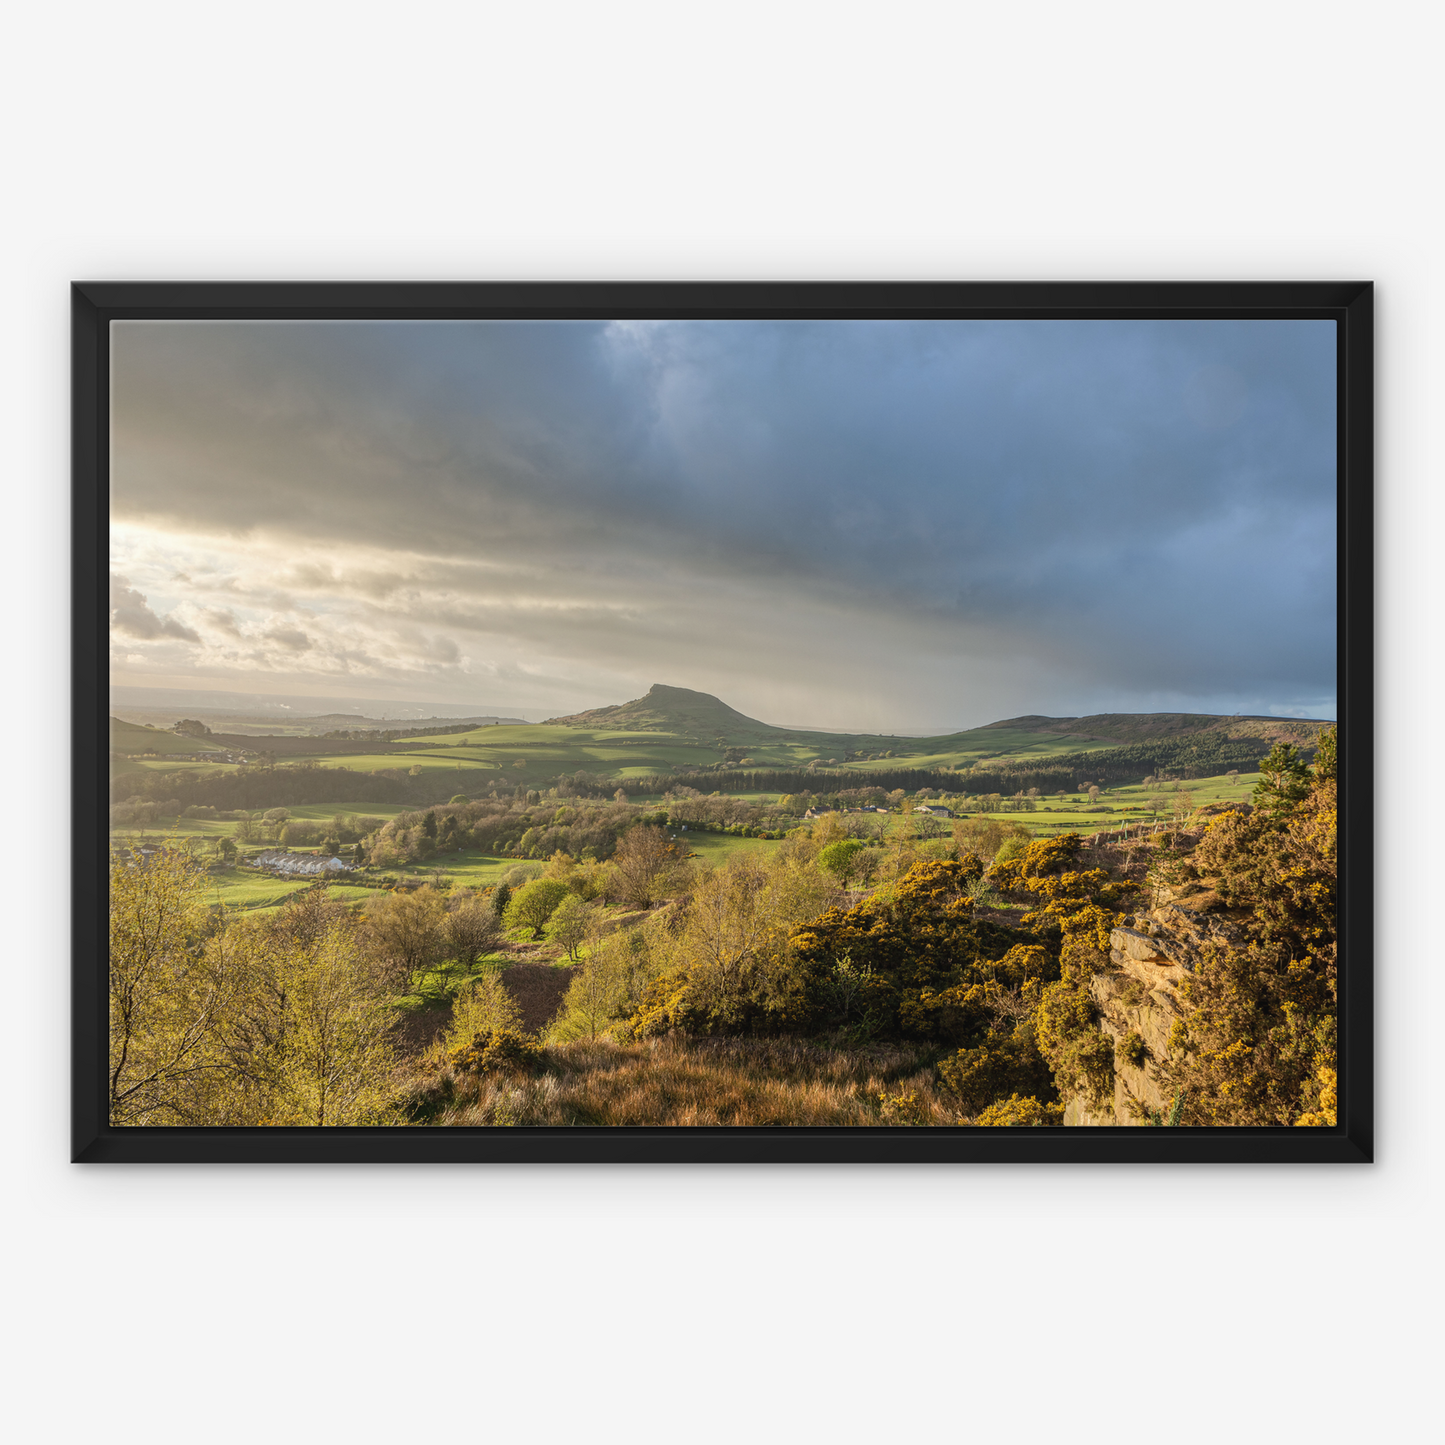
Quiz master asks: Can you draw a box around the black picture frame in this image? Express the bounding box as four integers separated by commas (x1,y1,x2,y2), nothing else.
74,279,1373,1163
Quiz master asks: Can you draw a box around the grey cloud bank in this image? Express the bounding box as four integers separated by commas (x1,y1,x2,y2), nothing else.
109,317,1337,730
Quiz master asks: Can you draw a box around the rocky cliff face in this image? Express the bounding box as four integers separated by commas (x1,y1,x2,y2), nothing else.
1063,895,1245,1126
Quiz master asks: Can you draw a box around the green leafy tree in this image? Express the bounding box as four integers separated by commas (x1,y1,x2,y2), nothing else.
816,838,867,887
1252,742,1311,814
503,878,570,938
108,846,226,1125
252,922,398,1126
111,854,400,1126
550,931,637,1041
548,893,596,961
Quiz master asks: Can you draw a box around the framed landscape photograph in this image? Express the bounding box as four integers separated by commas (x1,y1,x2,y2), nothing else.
74,281,1372,1162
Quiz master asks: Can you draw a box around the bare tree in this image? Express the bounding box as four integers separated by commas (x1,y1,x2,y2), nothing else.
610,825,688,908
445,890,505,969
363,886,448,991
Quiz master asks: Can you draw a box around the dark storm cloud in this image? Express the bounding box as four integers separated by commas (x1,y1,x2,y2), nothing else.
110,317,1336,723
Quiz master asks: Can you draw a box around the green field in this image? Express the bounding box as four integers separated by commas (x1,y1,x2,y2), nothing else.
110,801,422,843
673,830,781,863
195,868,317,911
973,770,1260,839
216,719,1137,786
282,802,417,823
195,870,388,916
367,849,528,889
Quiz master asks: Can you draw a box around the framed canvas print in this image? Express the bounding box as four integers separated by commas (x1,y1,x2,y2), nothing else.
73,281,1372,1162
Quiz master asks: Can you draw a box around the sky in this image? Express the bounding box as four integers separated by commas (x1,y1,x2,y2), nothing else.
109,317,1337,732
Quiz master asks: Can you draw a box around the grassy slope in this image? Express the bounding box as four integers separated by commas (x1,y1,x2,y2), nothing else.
414,1034,957,1127
110,718,227,755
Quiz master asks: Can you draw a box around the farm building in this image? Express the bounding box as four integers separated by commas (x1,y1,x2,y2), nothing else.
248,850,355,877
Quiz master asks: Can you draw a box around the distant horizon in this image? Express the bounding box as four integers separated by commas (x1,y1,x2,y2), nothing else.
109,680,1336,736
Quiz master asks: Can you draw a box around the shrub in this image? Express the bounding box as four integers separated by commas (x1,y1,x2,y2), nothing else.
878,1088,930,1124
974,1094,1065,1126
549,930,642,1042
936,1022,1055,1115
1117,1031,1150,1070
444,970,524,1044
1036,935,1118,1113
448,1028,541,1076
1162,741,1337,1125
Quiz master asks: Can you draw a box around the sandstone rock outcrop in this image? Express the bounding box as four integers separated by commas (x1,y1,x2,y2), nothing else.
1062,901,1245,1126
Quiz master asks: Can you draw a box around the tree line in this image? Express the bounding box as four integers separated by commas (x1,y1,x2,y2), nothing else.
111,761,419,813
627,734,1278,799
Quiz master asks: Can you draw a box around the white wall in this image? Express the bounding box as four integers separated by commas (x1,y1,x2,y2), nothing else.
3,3,1437,1441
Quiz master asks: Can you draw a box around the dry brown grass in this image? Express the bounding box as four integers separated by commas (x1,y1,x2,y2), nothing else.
410,1033,962,1127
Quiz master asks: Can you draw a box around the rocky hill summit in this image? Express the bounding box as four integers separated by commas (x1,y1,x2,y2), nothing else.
542,684,775,738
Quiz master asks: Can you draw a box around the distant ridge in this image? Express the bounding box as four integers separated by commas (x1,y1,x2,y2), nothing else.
979,712,1332,746
543,684,775,736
